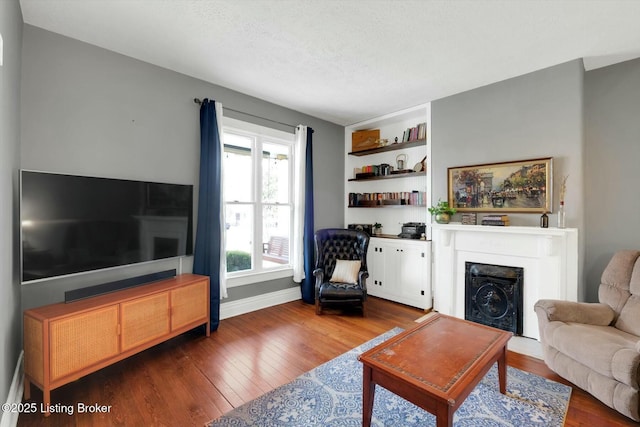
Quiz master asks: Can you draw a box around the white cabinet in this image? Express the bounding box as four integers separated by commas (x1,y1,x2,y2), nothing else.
368,240,386,289
367,237,431,309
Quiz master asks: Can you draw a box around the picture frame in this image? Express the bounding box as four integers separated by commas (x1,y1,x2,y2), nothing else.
448,157,552,213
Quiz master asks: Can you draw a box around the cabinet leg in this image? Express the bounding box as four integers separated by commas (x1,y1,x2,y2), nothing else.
43,389,51,417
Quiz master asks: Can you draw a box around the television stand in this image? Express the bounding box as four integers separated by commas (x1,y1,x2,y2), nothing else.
23,273,209,416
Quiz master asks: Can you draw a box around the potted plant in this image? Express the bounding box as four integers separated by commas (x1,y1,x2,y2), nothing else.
428,200,456,224
373,222,383,235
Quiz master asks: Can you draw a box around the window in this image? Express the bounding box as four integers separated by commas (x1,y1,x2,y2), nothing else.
222,118,294,285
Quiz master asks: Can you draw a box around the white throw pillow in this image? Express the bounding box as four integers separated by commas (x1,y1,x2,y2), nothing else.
330,260,361,284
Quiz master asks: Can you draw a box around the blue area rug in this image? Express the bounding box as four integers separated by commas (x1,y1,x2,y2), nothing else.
208,328,571,426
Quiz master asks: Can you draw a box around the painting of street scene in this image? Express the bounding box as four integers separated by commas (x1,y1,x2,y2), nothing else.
448,157,552,213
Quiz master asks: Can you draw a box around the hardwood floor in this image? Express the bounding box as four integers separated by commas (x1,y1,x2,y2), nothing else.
18,297,637,426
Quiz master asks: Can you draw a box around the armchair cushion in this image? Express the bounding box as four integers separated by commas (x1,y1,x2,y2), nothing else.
318,283,364,300
616,295,640,336
330,260,361,284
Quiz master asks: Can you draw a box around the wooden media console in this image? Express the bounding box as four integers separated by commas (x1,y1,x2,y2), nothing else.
23,273,210,416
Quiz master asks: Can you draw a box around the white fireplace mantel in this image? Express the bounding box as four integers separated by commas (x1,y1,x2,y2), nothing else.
431,223,578,340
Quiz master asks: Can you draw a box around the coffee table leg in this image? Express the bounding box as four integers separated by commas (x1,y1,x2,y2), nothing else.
436,403,454,427
498,345,507,394
362,365,375,427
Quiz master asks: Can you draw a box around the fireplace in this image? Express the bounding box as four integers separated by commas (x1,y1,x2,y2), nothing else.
431,224,578,339
465,262,523,335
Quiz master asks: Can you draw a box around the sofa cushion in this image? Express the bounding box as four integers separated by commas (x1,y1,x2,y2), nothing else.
547,321,640,388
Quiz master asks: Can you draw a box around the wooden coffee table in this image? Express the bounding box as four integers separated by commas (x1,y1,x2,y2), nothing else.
358,313,512,427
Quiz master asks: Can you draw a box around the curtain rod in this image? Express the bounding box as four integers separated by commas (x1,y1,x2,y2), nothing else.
193,98,298,130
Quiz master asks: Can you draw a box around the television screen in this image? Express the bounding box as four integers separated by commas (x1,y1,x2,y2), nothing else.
21,171,194,283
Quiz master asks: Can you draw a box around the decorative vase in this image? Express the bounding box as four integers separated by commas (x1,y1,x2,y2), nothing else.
557,202,566,228
540,212,549,228
435,213,451,224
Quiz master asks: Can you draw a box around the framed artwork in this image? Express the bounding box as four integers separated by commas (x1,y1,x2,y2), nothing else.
448,157,552,213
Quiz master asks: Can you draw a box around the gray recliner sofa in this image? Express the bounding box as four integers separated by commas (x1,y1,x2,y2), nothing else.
535,250,640,421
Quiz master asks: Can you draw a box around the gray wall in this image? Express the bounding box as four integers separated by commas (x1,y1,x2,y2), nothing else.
432,60,586,296
0,0,23,405
584,58,640,302
20,25,344,308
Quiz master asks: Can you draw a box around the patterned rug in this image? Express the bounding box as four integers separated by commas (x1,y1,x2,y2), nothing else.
207,328,571,426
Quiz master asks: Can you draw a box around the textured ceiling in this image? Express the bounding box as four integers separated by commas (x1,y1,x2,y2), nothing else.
19,0,640,125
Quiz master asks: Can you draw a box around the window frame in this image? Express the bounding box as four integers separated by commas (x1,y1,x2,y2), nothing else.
221,117,295,287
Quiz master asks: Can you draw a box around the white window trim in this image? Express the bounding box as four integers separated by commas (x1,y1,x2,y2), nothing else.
226,267,294,287
222,117,295,288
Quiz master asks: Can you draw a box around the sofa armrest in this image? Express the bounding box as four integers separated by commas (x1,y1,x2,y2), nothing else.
534,299,615,326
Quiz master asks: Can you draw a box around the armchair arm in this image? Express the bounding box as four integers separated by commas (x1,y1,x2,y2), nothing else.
313,268,324,299
358,270,369,291
534,299,615,326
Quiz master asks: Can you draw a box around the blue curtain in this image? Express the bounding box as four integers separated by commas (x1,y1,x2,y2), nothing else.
193,99,222,331
301,128,315,303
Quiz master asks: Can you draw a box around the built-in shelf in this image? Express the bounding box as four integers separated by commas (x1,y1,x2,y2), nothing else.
348,170,426,182
348,139,426,156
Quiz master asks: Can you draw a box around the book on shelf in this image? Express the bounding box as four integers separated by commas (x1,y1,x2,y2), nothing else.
402,128,410,142
483,214,509,220
481,219,510,226
402,123,426,143
482,219,510,227
417,122,427,140
461,213,477,225
481,214,510,226
409,127,418,141
348,191,426,207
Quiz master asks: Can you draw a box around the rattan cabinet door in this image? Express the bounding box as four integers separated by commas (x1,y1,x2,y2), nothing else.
121,292,170,352
171,280,208,331
50,305,119,382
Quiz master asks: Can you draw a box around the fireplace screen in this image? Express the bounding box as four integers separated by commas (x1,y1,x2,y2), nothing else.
465,262,523,335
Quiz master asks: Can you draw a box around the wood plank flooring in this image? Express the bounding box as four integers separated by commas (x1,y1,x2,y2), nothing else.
18,297,637,426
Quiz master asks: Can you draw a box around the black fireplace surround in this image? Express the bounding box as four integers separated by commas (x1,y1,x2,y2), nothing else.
465,262,523,335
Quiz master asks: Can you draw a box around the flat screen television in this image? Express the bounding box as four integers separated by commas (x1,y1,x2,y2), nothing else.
20,170,194,283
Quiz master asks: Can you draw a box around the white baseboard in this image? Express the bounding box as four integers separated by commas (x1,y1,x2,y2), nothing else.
507,336,543,359
1,351,23,427
220,286,302,320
